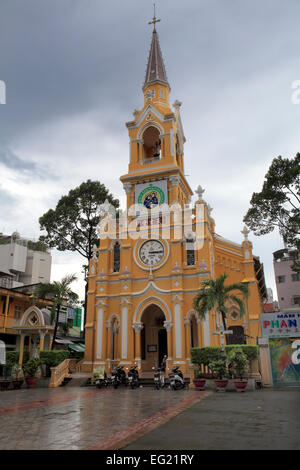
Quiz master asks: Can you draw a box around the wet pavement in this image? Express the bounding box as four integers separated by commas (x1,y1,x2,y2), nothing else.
125,387,300,450
0,385,209,450
1,385,299,450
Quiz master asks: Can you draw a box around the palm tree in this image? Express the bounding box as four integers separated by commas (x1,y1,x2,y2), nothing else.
193,273,249,343
34,274,78,350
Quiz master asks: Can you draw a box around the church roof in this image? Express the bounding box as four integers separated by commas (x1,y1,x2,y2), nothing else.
143,29,170,90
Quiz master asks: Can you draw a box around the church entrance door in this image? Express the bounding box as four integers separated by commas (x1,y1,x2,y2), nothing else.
140,304,167,371
158,328,167,368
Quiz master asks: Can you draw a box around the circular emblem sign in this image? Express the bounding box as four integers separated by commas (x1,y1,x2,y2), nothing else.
138,184,165,210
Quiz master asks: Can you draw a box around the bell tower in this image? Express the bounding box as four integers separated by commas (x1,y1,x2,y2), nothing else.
120,13,193,209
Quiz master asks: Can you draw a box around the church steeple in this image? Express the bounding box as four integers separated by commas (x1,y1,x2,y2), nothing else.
121,9,193,208
143,28,170,92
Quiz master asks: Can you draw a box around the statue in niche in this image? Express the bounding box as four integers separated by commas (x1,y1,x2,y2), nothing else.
153,140,161,158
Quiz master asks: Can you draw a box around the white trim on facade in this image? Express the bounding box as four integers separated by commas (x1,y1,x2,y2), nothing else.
96,308,103,359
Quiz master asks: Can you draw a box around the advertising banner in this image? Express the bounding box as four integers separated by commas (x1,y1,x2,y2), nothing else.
260,312,300,338
269,337,300,386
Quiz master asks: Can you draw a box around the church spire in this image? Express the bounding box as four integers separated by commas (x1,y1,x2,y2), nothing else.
143,9,170,91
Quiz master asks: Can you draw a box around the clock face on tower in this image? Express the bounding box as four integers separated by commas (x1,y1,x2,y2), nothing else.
138,240,165,266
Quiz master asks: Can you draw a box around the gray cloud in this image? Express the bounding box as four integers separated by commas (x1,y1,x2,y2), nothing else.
0,145,56,180
1,0,300,298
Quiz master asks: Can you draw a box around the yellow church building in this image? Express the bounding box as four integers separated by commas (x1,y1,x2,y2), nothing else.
83,19,266,375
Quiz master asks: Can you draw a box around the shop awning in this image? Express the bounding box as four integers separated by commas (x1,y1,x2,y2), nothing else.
68,343,85,352
55,338,74,345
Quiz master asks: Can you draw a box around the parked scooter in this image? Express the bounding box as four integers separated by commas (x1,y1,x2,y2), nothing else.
169,366,185,390
127,365,139,389
111,365,127,389
93,366,109,389
152,366,166,390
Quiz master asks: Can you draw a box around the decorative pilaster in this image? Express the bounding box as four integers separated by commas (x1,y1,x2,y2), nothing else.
164,321,173,360
106,323,113,368
133,322,144,370
39,332,45,352
19,334,25,365
197,318,202,347
184,318,191,360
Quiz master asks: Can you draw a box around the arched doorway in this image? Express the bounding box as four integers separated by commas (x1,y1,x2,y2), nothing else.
140,304,167,371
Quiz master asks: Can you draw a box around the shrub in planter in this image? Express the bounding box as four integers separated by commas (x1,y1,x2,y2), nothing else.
6,350,29,366
0,365,11,391
191,345,258,366
193,365,206,391
227,348,249,392
22,358,41,388
40,350,70,377
11,364,24,390
209,359,228,392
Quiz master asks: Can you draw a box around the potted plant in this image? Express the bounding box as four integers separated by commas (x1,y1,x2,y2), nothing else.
0,365,11,391
227,348,249,392
11,364,24,390
209,359,228,392
193,364,206,391
22,358,41,388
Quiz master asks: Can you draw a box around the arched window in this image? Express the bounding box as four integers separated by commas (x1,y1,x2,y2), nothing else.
143,126,161,162
113,242,120,273
186,238,195,266
190,315,198,347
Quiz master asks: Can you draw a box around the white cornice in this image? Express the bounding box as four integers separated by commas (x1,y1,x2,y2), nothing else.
120,167,193,195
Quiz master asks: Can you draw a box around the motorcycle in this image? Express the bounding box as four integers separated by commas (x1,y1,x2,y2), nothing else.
169,366,185,390
127,365,139,389
92,366,109,389
94,372,108,388
111,365,127,389
152,366,166,390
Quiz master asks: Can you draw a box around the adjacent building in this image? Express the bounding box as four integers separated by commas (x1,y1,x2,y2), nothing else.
0,283,54,358
273,248,300,312
0,232,52,289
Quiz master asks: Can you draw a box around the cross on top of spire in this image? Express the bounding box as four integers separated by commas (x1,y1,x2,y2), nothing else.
143,5,170,91
148,4,161,31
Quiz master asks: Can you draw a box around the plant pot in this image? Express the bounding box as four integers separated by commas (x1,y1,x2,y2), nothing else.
234,379,248,393
12,380,24,390
193,378,206,391
0,380,10,391
214,378,228,392
25,377,37,389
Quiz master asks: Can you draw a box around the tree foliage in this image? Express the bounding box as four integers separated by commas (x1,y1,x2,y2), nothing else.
34,274,78,350
39,179,119,262
243,154,300,253
193,273,249,335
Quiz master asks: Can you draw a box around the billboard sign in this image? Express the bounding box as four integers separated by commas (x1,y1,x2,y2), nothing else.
261,312,300,338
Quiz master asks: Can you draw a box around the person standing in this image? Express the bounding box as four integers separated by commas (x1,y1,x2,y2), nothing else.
161,354,167,372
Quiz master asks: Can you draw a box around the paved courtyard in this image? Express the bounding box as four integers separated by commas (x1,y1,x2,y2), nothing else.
125,387,300,450
0,385,299,450
0,385,209,450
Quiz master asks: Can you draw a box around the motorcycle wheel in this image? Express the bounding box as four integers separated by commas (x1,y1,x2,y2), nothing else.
96,383,102,389
113,384,118,389
155,384,160,390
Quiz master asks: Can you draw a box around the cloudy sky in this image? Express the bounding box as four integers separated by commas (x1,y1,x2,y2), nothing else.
1,0,300,300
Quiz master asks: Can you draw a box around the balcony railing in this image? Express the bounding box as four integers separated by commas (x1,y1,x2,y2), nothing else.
142,155,160,165
0,277,13,289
